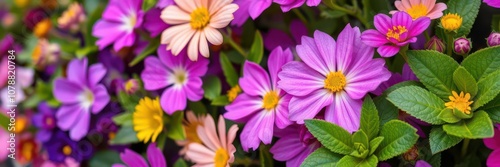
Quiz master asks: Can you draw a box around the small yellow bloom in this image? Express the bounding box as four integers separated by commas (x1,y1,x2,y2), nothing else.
445,91,473,114
133,97,164,143
34,19,52,38
227,85,241,102
441,13,462,32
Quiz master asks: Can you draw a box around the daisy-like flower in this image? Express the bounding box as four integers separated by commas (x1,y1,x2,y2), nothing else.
141,46,208,114
484,0,500,8
112,143,166,167
92,0,144,51
389,0,447,20
278,25,391,133
445,91,473,115
440,13,462,32
177,111,207,156
361,12,431,57
270,125,320,167
224,47,293,151
160,0,239,61
185,115,239,167
53,58,109,140
133,97,164,143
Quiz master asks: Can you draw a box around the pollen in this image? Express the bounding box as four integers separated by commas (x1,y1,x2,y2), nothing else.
227,85,241,102
445,91,473,115
406,4,428,20
441,13,462,32
262,91,280,110
386,25,408,42
324,71,347,93
214,148,229,167
190,7,210,29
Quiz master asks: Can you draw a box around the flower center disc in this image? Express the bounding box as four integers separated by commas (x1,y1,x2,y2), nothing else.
214,148,229,167
386,25,408,41
445,91,473,114
441,13,463,31
324,71,346,93
62,145,72,155
407,4,428,19
190,7,210,29
262,91,279,110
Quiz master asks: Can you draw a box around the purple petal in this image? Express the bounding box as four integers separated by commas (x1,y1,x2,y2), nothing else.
147,143,166,167
91,85,110,114
313,30,337,72
56,103,83,130
335,24,355,72
350,27,375,71
67,58,88,84
392,12,412,30
224,94,263,123
249,0,272,19
484,128,500,149
69,109,90,140
88,63,107,88
402,63,418,81
258,112,275,144
360,30,388,47
377,45,400,57
239,61,272,96
36,129,52,142
274,95,292,129
415,160,432,167
306,0,321,6
114,33,136,51
279,0,304,12
290,20,308,44
184,77,204,101
121,149,149,167
277,61,324,97
326,92,362,133
296,35,329,75
487,149,500,167
185,56,209,77
268,47,293,89
373,14,392,34
270,134,304,161
289,89,334,124
161,87,187,115
345,59,391,99
141,56,171,90
287,146,318,167
93,20,126,50
409,17,431,38
240,111,272,151
264,29,295,51
232,0,251,26
53,79,84,103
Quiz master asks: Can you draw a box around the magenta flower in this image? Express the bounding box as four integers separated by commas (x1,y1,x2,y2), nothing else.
278,25,391,133
92,0,144,51
141,46,208,114
53,58,109,140
264,20,307,51
484,0,500,8
224,47,293,151
112,143,166,167
232,0,320,26
274,0,320,12
270,125,320,167
143,7,169,37
484,125,500,167
361,12,430,57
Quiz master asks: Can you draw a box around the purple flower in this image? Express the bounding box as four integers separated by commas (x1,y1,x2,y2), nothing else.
44,131,93,163
454,37,471,55
488,32,500,47
156,0,174,8
264,20,307,51
232,0,320,26
270,125,320,167
274,0,320,12
484,0,500,8
141,46,208,114
112,143,166,167
92,0,144,51
224,47,293,151
143,7,169,37
278,25,391,133
32,102,57,142
53,58,110,140
484,125,500,167
361,12,430,57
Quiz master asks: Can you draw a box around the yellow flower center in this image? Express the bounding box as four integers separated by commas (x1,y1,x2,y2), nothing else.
21,142,34,161
184,121,202,144
262,91,280,110
227,85,241,102
441,13,462,32
62,145,72,155
173,69,187,85
406,4,428,20
14,117,28,133
128,15,137,29
125,80,136,93
214,148,229,167
190,7,210,29
445,91,473,115
34,19,52,38
386,25,408,41
324,71,347,93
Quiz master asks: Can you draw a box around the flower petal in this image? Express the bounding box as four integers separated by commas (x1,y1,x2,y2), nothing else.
377,45,400,57
53,79,84,103
289,89,334,124
239,61,272,96
326,92,362,133
224,94,263,122
361,30,389,47
69,109,90,140
147,143,166,167
268,47,293,89
121,149,149,167
141,56,171,90
160,87,187,114
91,85,110,114
278,61,324,96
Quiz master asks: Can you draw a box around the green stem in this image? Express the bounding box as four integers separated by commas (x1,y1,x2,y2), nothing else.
330,4,369,28
424,31,430,41
222,30,247,57
461,139,470,158
399,45,409,63
293,9,308,24
446,33,454,56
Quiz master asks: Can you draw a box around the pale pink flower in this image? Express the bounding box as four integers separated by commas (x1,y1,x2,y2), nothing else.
185,115,239,167
389,0,447,20
161,0,239,61
176,111,207,157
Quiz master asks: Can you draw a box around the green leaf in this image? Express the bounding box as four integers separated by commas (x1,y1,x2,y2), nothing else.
259,145,273,167
359,96,379,140
109,126,139,145
351,130,370,159
305,119,354,155
129,39,160,67
320,9,346,19
0,113,9,131
444,0,481,37
407,50,459,99
387,86,446,124
188,101,208,115
481,95,500,123
117,91,141,112
202,75,222,100
112,112,133,126
352,130,369,150
301,147,343,167
369,137,384,156
461,46,500,80
438,108,461,123
374,81,423,126
76,46,98,58
211,95,230,106
84,4,104,47
473,71,500,110
247,31,264,63
89,150,122,167
376,120,419,161
220,52,239,86
337,155,378,167
443,110,494,139
453,67,478,97
429,126,463,154
165,111,186,140
142,0,157,11
173,159,188,167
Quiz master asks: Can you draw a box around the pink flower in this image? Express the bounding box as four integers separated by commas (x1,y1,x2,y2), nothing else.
361,12,430,57
484,125,500,167
270,125,320,167
160,0,239,61
389,0,447,20
278,25,391,133
224,47,293,151
484,0,500,8
185,115,239,167
112,143,166,167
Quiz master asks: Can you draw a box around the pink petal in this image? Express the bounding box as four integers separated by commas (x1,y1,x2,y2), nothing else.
88,63,107,88
270,134,304,161
377,45,400,57
239,61,272,96
409,17,431,37
249,0,272,19
296,36,329,75
91,85,110,114
361,30,389,47
345,59,391,99
121,149,148,167
209,4,239,29
327,92,362,133
161,6,190,24
268,47,293,89
335,24,355,72
277,61,324,97
174,0,196,12
289,89,334,124
274,95,292,129
186,143,215,164
224,94,263,122
147,143,166,167
487,149,500,167
184,77,204,101
69,109,90,140
484,128,500,149
160,87,187,114
141,56,171,90
240,112,270,151
392,12,412,29
53,79,84,103
56,103,83,130
203,27,223,45
374,14,393,34
313,30,337,72
217,115,227,149
67,58,88,84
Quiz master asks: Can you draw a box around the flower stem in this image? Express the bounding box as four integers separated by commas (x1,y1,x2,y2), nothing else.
424,31,430,41
222,29,247,57
461,138,470,158
446,33,454,56
293,9,308,24
399,45,409,63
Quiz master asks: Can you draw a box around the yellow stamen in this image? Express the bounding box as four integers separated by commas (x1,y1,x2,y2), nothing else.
441,13,462,32
227,85,241,102
173,69,187,85
262,91,279,110
190,7,210,29
214,148,229,167
445,91,473,114
386,25,408,41
324,71,347,93
406,4,428,20
62,145,72,155
34,19,52,38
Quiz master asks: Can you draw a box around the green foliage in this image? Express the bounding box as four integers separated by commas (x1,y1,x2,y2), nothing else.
0,113,8,131
473,71,500,110
301,147,343,167
442,110,494,139
142,0,157,11
438,108,461,123
112,112,133,126
165,111,186,140
351,130,370,159
368,137,384,156
387,86,446,125
129,38,161,66
117,91,141,113
453,67,478,97
429,126,463,154
376,120,419,161
492,15,500,32
305,119,354,155
89,150,122,167
336,155,378,167
247,31,264,63
211,95,230,106
359,96,379,140
173,159,189,167
202,75,222,100
373,81,422,126
461,46,500,80
220,52,239,86
444,0,481,37
481,95,500,123
259,145,274,167
109,126,139,145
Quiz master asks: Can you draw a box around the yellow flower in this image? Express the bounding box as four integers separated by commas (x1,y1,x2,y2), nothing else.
34,18,52,38
441,13,462,32
445,91,473,114
227,85,241,102
133,97,164,143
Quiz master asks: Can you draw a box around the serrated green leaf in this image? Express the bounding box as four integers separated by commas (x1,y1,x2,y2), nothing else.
305,119,354,155
473,71,500,110
376,120,419,161
387,86,446,124
259,145,273,167
220,52,239,86
407,50,459,99
247,31,263,63
166,111,186,140
337,155,378,167
443,110,494,139
211,95,230,106
482,95,500,123
202,75,222,100
369,137,384,156
443,0,481,37
173,159,188,167
129,39,160,66
461,46,500,80
453,66,478,97
351,130,370,159
109,126,139,145
112,112,132,126
429,126,463,154
301,147,343,167
374,81,423,126
359,96,379,140
427,153,442,167
89,150,122,167
438,108,461,123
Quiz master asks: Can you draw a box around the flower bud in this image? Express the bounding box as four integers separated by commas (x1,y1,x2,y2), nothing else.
487,32,500,47
124,79,140,94
425,36,446,53
403,145,419,161
454,37,471,55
